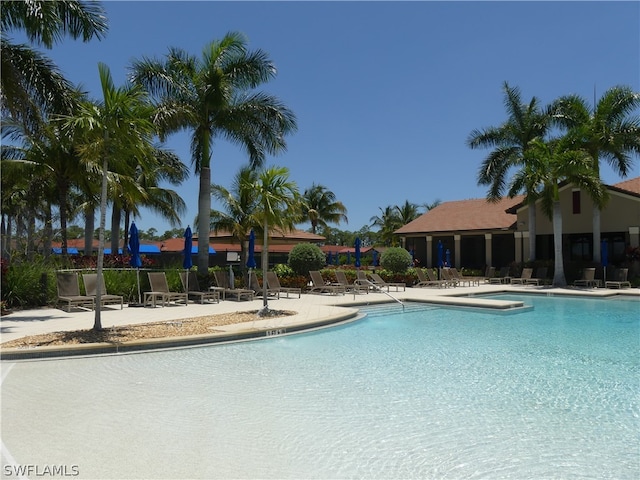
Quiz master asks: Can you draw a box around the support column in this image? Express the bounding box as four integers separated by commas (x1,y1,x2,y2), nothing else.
454,234,461,269
485,233,492,268
426,236,432,268
522,231,530,263
630,227,639,248
514,232,523,264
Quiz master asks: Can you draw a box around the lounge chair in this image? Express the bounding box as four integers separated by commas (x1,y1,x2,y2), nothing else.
488,267,508,285
249,271,279,298
440,268,459,287
56,272,95,312
145,272,188,307
573,268,599,288
309,271,345,295
605,268,631,289
369,273,405,292
266,271,301,298
450,268,479,287
511,267,533,285
213,271,254,301
354,270,374,292
526,267,548,286
334,270,368,294
82,273,123,309
424,268,448,288
179,271,220,304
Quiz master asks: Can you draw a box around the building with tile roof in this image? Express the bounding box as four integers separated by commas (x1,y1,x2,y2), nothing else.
395,177,640,270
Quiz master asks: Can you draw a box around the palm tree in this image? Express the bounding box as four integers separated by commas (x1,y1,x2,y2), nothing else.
62,63,156,330
244,166,300,313
514,138,607,286
395,200,421,225
300,183,348,234
131,32,297,274
1,0,107,129
210,165,260,282
370,205,401,247
467,81,551,261
551,86,640,262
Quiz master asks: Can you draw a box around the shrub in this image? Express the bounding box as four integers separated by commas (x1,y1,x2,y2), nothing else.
380,247,412,273
288,243,326,276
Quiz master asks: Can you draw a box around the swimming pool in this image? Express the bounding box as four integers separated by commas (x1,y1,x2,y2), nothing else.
2,294,638,479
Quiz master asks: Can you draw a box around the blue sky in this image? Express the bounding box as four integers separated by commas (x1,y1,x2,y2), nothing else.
21,1,640,235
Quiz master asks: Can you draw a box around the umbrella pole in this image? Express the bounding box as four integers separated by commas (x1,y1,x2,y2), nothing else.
136,268,141,305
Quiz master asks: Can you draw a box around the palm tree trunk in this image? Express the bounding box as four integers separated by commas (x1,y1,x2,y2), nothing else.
84,206,95,255
94,157,108,331
43,204,52,258
261,219,269,312
592,206,601,263
197,166,211,274
110,206,121,254
528,199,536,261
552,200,566,287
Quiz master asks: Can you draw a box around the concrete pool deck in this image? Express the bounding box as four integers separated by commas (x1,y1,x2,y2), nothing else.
1,283,638,360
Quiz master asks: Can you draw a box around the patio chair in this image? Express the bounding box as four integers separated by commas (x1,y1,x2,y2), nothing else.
605,268,631,289
179,271,220,304
82,273,123,309
526,267,548,286
309,271,345,295
450,268,479,287
440,268,459,287
511,267,533,285
248,271,279,298
334,270,368,294
573,268,599,288
266,271,302,298
488,266,510,285
369,272,405,292
144,272,188,307
213,270,254,301
424,268,448,288
354,270,374,292
56,272,95,312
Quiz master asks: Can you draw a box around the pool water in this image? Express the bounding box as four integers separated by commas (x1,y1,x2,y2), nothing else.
2,295,639,479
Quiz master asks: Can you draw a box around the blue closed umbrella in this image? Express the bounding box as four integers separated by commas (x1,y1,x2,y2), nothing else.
129,222,142,305
183,226,193,270
246,229,256,269
327,252,332,265
372,250,378,266
437,240,444,268
354,237,361,268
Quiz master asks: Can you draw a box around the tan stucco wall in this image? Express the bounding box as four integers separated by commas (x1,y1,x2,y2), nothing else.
517,185,640,235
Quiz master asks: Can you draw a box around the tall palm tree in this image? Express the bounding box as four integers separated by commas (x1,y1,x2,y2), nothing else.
551,86,640,262
300,183,348,234
514,138,607,286
131,32,297,274
62,63,156,330
1,0,107,129
244,166,300,313
395,200,421,225
467,81,551,261
210,165,260,281
370,205,401,247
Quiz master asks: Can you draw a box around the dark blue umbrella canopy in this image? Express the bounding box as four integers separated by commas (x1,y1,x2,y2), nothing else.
354,237,361,268
327,252,333,265
372,250,378,266
445,249,451,267
183,226,193,270
129,222,142,268
246,229,256,269
437,240,444,268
